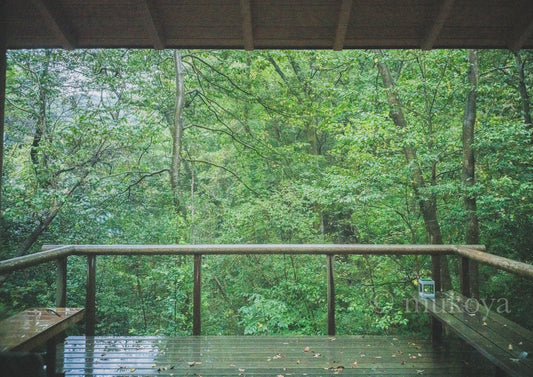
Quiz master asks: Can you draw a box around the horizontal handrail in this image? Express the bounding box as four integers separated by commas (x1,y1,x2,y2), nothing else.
454,246,533,281
0,245,73,274
42,243,480,255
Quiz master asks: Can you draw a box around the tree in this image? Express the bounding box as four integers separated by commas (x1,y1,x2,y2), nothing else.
462,49,480,296
375,50,452,290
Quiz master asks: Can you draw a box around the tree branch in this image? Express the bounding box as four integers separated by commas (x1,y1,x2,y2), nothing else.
184,158,260,196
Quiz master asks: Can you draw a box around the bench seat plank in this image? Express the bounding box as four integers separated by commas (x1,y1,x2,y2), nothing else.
416,292,531,377
0,308,84,352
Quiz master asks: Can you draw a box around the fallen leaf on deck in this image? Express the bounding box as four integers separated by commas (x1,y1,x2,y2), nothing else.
313,353,321,358
296,360,300,364
273,353,283,359
417,369,424,374
375,356,382,359
130,368,135,372
188,361,202,367
519,341,523,345
239,368,245,372
509,344,513,350
304,346,310,352
352,361,358,367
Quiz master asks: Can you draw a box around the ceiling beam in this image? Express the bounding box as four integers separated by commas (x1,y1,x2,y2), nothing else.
30,0,76,49
509,18,533,52
240,0,254,50
421,0,455,50
140,0,166,50
333,0,353,51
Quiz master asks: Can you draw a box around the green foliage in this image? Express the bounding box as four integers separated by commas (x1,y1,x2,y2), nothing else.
1,48,533,335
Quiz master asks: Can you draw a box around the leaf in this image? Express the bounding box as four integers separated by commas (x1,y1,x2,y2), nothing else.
509,344,513,350
304,346,310,352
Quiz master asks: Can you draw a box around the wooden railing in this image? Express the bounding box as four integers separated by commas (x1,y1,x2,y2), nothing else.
1,244,533,339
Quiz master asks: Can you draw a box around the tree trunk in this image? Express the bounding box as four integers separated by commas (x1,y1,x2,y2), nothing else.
376,51,452,290
463,49,480,297
514,51,533,143
170,50,185,214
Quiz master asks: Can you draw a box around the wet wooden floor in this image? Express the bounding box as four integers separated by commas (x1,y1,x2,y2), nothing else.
61,335,490,376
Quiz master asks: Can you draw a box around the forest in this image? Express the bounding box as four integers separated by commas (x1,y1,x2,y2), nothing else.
0,48,532,337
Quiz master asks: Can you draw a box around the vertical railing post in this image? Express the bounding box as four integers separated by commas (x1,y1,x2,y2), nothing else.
0,47,6,217
56,257,67,307
431,255,441,293
193,254,202,335
86,255,96,336
460,256,471,297
431,254,442,344
327,254,336,336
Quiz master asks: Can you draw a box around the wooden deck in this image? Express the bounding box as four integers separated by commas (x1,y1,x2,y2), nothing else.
61,335,491,376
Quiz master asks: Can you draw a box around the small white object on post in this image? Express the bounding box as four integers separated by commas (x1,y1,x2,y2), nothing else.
418,278,435,299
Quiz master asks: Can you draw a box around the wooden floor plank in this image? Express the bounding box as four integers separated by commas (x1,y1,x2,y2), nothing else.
61,335,489,376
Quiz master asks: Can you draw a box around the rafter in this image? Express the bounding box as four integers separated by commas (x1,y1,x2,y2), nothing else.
509,18,533,52
333,0,352,51
240,0,254,50
421,0,455,50
140,0,166,50
30,0,76,49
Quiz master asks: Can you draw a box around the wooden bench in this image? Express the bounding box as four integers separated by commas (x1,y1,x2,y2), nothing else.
416,291,532,377
0,308,84,377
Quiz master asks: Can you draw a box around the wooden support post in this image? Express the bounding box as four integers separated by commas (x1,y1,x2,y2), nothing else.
45,337,57,377
86,255,96,336
56,257,67,307
327,254,336,336
0,48,6,219
459,256,471,297
193,254,202,335
431,255,442,344
431,255,441,292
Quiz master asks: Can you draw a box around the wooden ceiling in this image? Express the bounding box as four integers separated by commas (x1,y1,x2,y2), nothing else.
1,0,533,51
